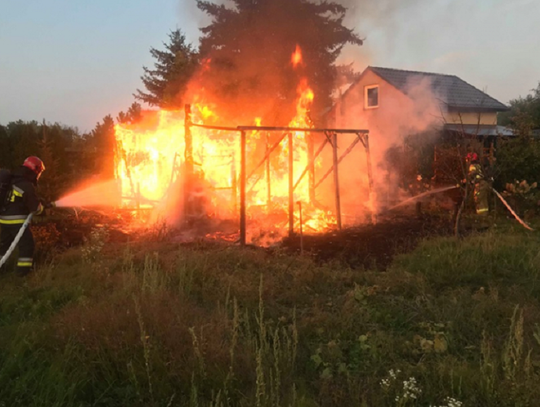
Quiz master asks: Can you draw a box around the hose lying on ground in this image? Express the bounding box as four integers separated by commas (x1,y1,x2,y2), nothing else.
492,188,534,231
0,213,34,268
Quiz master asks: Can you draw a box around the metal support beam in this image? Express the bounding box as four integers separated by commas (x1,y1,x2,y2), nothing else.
331,132,342,230
240,131,247,246
288,133,294,237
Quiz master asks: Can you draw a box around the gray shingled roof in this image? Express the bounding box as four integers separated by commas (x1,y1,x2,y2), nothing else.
369,66,508,111
445,124,514,137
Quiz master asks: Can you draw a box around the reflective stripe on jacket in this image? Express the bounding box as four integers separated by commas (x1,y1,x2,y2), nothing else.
0,166,41,222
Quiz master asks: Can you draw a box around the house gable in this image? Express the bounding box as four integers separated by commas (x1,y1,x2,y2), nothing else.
329,68,417,130
329,66,507,127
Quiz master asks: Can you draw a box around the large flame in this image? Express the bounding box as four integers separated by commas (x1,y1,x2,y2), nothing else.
114,46,335,237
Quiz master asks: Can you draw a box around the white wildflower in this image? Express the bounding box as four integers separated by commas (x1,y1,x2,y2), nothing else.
395,376,422,402
430,396,464,407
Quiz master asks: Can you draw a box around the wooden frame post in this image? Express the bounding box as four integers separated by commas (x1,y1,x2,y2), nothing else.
266,133,271,210
307,133,315,204
240,131,247,246
288,132,294,237
184,104,194,177
364,133,376,224
231,153,237,214
184,104,194,217
331,132,342,230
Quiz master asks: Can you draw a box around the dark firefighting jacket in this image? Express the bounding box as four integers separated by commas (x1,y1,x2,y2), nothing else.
0,167,43,225
468,163,485,184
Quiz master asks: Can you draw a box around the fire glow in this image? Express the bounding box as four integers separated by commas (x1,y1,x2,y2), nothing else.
114,46,337,237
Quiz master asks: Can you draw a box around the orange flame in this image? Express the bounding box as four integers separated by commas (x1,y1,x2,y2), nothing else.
113,45,336,238
291,45,302,67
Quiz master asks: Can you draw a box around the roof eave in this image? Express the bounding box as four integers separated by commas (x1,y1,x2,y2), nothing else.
446,105,509,113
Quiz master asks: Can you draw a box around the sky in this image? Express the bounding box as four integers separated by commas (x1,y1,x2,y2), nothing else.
1,0,539,132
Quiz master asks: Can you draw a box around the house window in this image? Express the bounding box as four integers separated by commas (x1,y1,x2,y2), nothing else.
365,85,379,109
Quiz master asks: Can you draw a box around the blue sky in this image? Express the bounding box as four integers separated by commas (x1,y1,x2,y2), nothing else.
1,0,539,132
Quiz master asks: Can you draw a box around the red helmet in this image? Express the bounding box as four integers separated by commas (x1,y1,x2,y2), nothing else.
466,152,478,162
23,156,46,178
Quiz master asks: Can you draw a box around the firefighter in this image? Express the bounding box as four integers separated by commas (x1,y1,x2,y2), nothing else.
466,152,490,216
0,157,46,276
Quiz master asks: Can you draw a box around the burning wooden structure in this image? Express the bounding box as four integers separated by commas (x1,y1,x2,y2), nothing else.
185,107,372,244
114,104,373,246
113,46,376,245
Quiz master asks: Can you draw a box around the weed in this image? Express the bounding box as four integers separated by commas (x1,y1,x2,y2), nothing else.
81,226,109,264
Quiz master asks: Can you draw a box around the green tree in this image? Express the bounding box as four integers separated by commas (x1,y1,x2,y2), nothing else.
499,82,540,136
134,29,199,109
0,125,12,168
0,120,83,197
196,0,363,122
494,82,540,187
38,122,81,199
116,102,143,125
86,115,116,178
7,120,41,168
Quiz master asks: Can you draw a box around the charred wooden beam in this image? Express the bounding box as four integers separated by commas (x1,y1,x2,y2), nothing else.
266,133,272,210
184,105,194,217
364,134,376,224
231,154,237,214
288,132,294,237
240,131,247,246
297,201,304,255
246,133,287,182
331,132,342,230
184,105,194,177
190,123,240,132
314,135,363,190
293,138,329,192
238,125,368,134
307,134,315,204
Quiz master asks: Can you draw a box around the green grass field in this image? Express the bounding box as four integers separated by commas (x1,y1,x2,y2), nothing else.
1,221,540,406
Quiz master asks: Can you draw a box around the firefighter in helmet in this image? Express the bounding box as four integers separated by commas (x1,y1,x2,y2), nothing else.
466,152,490,216
0,157,46,276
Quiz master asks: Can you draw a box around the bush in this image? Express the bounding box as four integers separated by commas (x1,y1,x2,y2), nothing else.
495,136,540,187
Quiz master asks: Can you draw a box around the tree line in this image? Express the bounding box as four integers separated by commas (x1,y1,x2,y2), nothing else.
1,0,539,201
0,103,141,202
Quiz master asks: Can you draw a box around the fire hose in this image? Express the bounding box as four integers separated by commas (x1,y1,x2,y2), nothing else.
0,213,34,269
492,188,534,231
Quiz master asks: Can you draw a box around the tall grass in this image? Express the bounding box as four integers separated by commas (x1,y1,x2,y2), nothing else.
0,223,539,405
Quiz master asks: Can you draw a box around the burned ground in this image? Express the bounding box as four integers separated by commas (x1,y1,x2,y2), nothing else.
282,213,454,270
32,207,457,271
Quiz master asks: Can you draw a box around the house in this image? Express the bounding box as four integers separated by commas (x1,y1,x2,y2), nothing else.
326,66,510,184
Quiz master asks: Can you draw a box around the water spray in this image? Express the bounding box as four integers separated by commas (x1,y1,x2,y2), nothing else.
54,180,121,208
387,185,459,211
